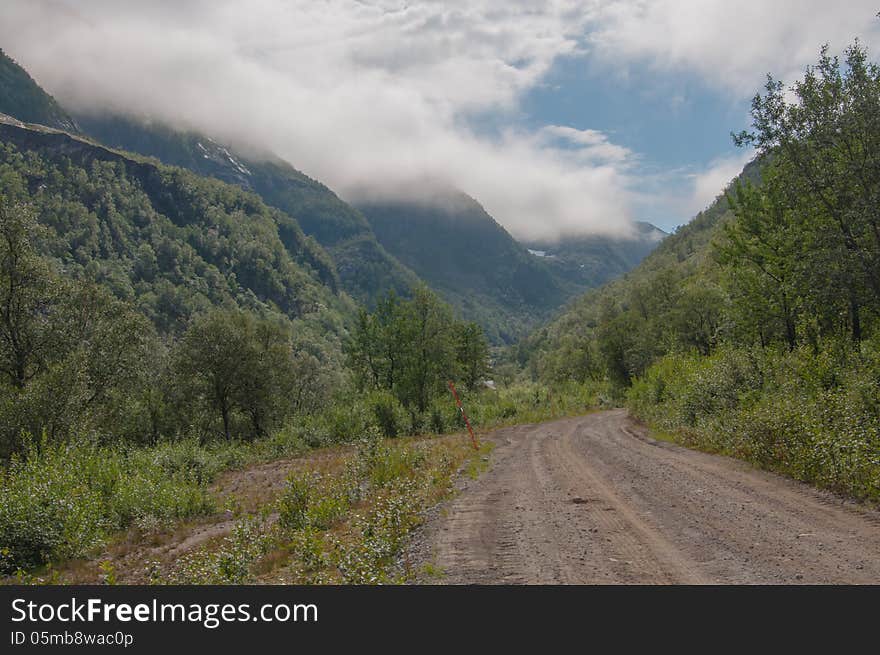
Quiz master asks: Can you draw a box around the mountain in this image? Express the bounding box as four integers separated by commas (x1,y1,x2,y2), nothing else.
74,114,419,305
0,52,662,344
0,49,78,133
520,157,762,382
0,113,351,361
357,189,667,343
356,188,576,343
524,221,666,290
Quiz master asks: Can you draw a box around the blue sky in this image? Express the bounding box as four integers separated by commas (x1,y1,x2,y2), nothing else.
520,56,755,230
2,1,880,239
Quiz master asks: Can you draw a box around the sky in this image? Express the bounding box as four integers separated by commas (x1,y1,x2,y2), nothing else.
1,1,879,240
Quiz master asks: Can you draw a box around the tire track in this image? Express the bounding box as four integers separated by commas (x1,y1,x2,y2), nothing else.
408,411,880,584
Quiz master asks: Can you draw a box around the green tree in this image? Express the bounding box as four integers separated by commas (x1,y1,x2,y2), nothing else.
0,199,62,389
734,42,880,342
455,321,490,390
234,316,298,438
346,286,488,413
174,310,255,441
397,286,455,412
174,309,302,440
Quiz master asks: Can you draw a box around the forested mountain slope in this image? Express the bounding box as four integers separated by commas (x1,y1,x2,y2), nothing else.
76,113,420,305
356,189,574,343
0,114,351,354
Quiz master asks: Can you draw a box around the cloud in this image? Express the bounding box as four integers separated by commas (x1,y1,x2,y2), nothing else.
585,0,880,95
0,1,878,241
689,150,755,212
538,125,634,164
1,0,636,240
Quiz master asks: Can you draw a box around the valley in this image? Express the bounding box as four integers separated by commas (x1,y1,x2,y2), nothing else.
1,15,880,590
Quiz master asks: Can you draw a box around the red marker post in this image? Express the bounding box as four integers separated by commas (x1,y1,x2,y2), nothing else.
447,380,479,451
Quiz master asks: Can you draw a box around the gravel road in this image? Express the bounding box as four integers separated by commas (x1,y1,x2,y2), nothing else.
406,410,880,584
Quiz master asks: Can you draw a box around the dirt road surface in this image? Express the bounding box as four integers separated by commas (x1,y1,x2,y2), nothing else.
407,410,880,584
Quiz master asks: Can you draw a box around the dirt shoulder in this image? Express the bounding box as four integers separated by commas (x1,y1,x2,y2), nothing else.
406,410,880,584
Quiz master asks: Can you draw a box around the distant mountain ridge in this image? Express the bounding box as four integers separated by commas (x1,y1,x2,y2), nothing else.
356,189,666,342
524,221,667,290
357,189,572,342
74,113,420,305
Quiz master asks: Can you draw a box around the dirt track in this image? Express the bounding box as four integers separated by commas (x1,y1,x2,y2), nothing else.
407,410,880,584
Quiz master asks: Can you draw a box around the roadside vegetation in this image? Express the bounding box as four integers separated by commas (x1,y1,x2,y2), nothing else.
1,380,596,582
525,43,880,501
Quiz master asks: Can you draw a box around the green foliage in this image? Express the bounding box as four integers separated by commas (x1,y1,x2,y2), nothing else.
0,438,214,573
165,516,269,585
629,345,880,499
172,309,306,441
367,390,406,438
0,198,159,455
347,286,491,413
0,122,351,349
75,113,419,304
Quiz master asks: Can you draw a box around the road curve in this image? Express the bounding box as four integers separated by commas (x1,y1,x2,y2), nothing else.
407,410,880,584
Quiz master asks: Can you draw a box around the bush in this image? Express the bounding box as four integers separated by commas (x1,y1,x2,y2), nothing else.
0,438,214,573
368,391,406,438
277,470,351,532
628,343,880,500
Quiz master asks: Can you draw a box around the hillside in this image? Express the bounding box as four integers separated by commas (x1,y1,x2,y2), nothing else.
0,49,78,133
0,49,659,340
525,221,667,290
356,189,576,343
0,114,351,357
75,113,419,305
521,159,758,382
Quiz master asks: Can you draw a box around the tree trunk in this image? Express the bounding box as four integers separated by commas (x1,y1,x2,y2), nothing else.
850,295,862,343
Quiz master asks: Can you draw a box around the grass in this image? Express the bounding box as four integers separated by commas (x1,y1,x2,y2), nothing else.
2,380,598,582
133,432,493,585
648,430,679,445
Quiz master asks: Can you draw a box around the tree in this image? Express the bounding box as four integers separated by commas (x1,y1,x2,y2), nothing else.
346,286,488,412
174,310,255,440
455,321,490,390
234,316,298,438
720,175,802,350
734,42,880,342
174,309,303,440
0,198,156,454
397,286,455,412
0,198,63,389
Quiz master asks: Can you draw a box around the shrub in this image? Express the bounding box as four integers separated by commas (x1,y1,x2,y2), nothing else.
628,343,880,500
0,438,214,573
368,391,405,438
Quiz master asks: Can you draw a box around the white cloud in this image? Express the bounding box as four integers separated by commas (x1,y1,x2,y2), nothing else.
538,125,634,164
1,0,634,240
585,0,880,95
0,1,878,241
689,150,755,212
